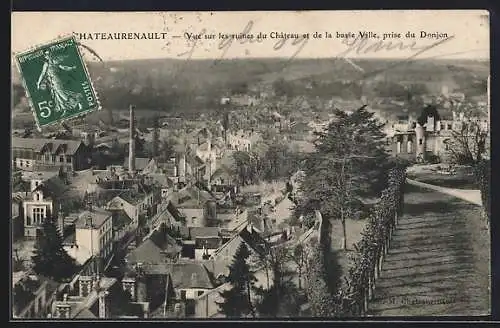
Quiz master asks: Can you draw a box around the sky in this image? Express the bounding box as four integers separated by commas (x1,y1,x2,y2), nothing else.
11,11,489,62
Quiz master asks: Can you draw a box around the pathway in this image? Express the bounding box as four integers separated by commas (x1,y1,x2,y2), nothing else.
406,178,482,206
368,184,490,316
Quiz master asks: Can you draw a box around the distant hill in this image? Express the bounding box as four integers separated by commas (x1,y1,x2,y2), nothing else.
10,57,489,114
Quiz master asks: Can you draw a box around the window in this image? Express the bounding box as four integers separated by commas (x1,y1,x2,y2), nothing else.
197,290,204,296
52,155,56,162
32,207,45,224
36,193,40,201
26,216,32,226
59,156,64,163
66,156,72,163
19,160,24,167
447,124,452,130
180,290,186,300
419,139,423,145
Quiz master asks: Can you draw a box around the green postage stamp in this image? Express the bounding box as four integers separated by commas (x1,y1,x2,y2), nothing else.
14,35,100,130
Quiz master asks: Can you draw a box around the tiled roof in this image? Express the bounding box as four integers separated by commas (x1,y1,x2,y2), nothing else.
126,229,182,264
12,137,82,155
126,240,167,265
178,227,221,240
166,202,185,222
148,173,174,188
142,263,214,289
239,227,269,258
75,208,112,229
111,210,133,231
122,157,152,171
170,185,215,208
75,308,97,318
210,165,233,181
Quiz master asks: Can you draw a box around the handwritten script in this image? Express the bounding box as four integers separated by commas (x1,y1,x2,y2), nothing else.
175,20,455,78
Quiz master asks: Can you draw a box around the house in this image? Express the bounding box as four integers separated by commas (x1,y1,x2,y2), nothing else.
226,129,262,152
210,223,269,277
13,274,59,318
22,188,54,238
106,185,156,227
125,226,182,265
145,173,175,200
111,209,135,246
123,157,156,174
193,283,231,318
51,276,137,319
195,141,218,181
63,208,113,266
175,226,222,260
168,185,216,228
210,165,234,191
12,137,91,172
194,236,222,261
21,174,71,238
122,262,216,317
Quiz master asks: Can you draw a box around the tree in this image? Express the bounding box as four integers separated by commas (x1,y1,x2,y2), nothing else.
217,243,257,318
474,159,490,222
13,280,35,315
447,118,488,165
254,247,301,317
290,244,307,290
32,217,78,282
297,106,391,250
305,245,338,317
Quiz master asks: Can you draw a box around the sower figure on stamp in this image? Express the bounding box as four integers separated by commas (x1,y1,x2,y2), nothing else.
36,50,83,117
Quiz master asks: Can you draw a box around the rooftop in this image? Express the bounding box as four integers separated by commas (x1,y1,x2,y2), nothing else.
195,237,222,249
75,208,112,229
123,157,152,171
170,185,215,208
33,176,71,199
111,210,134,231
12,137,83,155
21,171,59,182
52,277,117,318
178,226,221,240
140,262,214,289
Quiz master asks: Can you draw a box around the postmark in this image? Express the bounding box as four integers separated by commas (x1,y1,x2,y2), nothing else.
14,35,101,130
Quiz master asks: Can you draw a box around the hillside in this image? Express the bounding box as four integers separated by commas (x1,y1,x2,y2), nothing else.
11,57,489,115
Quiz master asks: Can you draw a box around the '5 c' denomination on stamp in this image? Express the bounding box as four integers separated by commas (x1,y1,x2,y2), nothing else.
14,35,100,130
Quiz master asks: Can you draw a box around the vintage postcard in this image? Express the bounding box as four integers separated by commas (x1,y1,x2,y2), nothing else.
11,11,490,320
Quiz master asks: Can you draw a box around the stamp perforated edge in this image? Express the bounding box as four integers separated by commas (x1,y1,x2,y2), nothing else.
13,34,102,132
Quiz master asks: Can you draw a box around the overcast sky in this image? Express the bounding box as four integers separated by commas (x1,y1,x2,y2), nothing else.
12,11,489,62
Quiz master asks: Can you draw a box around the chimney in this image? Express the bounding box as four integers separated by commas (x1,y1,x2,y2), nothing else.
129,105,136,174
55,302,72,319
57,206,65,238
191,273,198,286
98,291,108,319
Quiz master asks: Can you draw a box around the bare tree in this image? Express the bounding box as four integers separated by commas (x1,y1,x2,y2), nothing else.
447,118,488,165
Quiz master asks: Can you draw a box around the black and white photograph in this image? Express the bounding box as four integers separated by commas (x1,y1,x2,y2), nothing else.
10,10,491,319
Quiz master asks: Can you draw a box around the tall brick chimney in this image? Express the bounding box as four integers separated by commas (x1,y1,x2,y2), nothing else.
129,105,136,174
